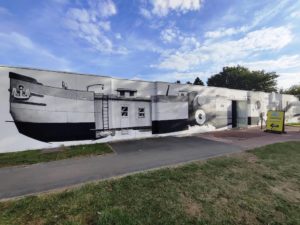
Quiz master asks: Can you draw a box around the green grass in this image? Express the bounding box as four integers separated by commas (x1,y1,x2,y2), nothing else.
286,123,300,127
0,143,112,168
0,142,299,225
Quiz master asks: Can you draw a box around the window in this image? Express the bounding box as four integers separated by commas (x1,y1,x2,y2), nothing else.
121,106,128,117
130,91,135,97
119,91,125,97
138,107,145,118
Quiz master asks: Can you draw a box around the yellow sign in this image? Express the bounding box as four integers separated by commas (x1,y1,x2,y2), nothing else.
266,110,285,133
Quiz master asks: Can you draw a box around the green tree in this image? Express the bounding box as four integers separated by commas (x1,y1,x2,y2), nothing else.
283,84,300,96
207,66,278,92
193,77,204,85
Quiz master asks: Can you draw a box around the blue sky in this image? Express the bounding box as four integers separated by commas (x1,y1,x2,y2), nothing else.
0,0,300,88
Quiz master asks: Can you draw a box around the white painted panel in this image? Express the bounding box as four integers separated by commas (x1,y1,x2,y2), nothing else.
153,102,188,121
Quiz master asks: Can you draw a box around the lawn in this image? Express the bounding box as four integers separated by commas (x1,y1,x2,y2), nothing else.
286,122,300,127
0,143,112,168
0,141,299,225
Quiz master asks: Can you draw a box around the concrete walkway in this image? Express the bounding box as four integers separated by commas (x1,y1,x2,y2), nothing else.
195,126,300,149
0,136,241,200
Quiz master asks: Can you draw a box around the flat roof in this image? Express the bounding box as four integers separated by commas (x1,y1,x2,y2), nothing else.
0,65,297,98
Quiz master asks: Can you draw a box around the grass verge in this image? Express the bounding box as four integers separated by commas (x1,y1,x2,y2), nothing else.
286,123,300,127
0,143,112,168
0,141,299,225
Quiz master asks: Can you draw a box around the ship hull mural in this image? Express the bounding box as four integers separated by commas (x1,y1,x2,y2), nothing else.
7,70,300,144
9,72,96,142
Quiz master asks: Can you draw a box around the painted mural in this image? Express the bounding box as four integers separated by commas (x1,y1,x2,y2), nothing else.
1,66,299,152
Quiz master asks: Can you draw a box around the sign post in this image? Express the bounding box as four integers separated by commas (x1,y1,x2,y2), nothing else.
265,110,285,133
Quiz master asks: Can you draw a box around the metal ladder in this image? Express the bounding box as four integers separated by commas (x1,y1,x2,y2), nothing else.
102,95,109,130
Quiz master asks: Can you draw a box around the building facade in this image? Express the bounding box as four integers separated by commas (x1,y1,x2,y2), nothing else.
0,66,299,152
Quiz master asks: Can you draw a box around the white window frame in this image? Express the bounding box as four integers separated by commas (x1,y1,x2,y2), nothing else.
138,107,145,118
121,106,128,117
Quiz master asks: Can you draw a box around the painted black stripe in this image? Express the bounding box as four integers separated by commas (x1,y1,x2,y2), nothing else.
94,96,151,102
14,122,95,142
31,93,44,97
151,95,188,103
9,72,42,84
152,119,188,134
11,100,46,106
93,126,152,131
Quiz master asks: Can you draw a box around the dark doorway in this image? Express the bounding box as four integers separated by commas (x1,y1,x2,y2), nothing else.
232,101,237,128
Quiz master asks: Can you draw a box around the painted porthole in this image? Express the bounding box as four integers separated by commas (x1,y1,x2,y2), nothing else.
255,101,261,110
195,109,206,125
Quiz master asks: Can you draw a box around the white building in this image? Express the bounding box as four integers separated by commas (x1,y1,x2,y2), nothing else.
0,66,299,152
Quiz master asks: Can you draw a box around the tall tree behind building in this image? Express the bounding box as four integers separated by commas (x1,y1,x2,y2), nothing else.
207,66,278,92
193,77,204,85
283,84,300,99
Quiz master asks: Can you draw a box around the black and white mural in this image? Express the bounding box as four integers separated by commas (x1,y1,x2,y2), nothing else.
0,66,299,153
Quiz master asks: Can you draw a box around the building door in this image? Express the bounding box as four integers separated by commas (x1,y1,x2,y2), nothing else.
232,100,248,128
236,101,248,128
120,106,129,129
232,101,237,128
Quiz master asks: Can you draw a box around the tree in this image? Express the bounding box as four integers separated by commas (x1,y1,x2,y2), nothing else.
283,84,300,96
207,66,278,92
186,81,192,84
175,80,181,84
193,77,204,85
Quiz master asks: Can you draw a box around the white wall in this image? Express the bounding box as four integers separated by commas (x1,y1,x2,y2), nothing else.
0,66,299,153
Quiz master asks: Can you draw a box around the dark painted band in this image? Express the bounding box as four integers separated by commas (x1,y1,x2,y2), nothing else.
9,72,41,84
31,93,44,98
11,100,46,106
151,95,188,103
94,96,151,102
152,119,188,134
93,126,152,131
14,121,96,142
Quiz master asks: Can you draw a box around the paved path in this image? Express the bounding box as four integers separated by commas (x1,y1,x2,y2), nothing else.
0,136,241,200
195,126,300,149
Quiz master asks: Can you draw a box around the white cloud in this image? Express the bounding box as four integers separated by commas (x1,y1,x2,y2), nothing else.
237,55,300,72
140,8,152,19
151,0,202,17
205,26,248,39
88,0,117,18
0,32,70,70
99,0,117,17
64,1,126,54
156,26,293,72
290,11,300,18
160,27,179,43
204,1,293,40
115,33,122,39
67,8,90,23
160,26,201,51
179,36,200,51
277,73,300,89
99,21,111,31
